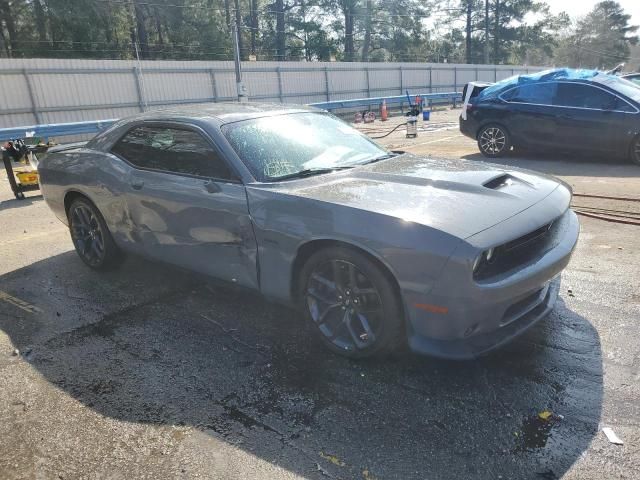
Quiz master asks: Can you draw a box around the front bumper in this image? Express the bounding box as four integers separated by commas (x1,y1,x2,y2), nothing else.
405,208,580,360
408,277,560,359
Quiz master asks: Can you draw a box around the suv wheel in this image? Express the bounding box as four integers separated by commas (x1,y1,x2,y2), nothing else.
478,125,511,158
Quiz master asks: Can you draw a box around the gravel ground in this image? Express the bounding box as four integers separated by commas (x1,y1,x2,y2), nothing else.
1,111,639,479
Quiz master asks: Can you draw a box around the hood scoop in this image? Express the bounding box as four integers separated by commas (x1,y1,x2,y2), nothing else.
483,173,531,190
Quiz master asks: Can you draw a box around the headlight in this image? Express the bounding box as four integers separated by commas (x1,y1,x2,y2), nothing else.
473,248,496,273
472,253,483,272
485,247,495,263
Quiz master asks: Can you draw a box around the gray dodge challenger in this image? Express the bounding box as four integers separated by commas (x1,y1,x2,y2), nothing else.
39,103,580,359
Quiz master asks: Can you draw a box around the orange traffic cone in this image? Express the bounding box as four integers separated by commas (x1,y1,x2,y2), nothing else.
381,99,388,121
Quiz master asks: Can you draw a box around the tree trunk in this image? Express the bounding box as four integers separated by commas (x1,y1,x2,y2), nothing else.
275,0,286,60
132,1,149,59
0,27,7,58
250,0,258,55
33,0,48,44
494,0,500,63
484,0,489,64
0,0,17,57
465,0,472,64
234,0,244,60
344,6,354,62
154,7,164,47
299,0,310,60
361,0,372,62
224,0,231,29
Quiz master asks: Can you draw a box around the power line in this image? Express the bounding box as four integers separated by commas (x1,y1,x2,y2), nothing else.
93,0,227,13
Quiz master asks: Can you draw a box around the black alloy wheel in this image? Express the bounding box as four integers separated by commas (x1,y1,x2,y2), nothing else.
68,198,122,270
478,125,511,158
300,247,403,358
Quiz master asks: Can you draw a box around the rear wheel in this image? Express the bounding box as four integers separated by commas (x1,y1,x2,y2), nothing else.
298,247,404,358
478,124,511,158
630,136,640,166
68,197,122,270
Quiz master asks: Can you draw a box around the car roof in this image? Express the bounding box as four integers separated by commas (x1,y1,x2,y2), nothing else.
475,68,636,100
121,102,319,126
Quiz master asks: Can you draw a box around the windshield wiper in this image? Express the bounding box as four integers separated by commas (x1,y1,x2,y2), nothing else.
359,153,399,165
271,166,354,181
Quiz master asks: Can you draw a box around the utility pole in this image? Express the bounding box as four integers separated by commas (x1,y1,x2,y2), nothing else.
232,23,248,102
465,0,472,64
494,0,500,63
484,0,490,64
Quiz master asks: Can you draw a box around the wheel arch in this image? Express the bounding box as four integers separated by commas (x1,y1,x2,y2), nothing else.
290,238,404,312
63,189,95,217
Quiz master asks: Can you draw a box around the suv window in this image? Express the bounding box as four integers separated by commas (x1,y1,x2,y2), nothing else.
554,83,622,110
501,83,556,105
111,125,236,180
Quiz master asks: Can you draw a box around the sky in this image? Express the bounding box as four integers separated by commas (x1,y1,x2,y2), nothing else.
548,0,640,26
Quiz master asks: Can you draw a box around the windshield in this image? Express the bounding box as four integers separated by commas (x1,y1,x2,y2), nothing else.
593,75,640,103
222,112,388,181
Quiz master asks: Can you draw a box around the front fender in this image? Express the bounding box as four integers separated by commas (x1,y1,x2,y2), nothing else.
246,186,462,306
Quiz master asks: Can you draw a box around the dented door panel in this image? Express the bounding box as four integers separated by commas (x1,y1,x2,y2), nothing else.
124,168,258,289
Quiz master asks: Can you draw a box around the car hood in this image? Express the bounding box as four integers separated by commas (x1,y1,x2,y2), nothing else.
276,154,563,239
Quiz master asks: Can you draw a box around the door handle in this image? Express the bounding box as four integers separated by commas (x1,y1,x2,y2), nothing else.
130,179,144,190
204,179,221,194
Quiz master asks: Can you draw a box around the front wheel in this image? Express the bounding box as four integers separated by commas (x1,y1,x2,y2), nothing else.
68,197,122,270
298,247,404,358
477,124,511,158
630,136,640,166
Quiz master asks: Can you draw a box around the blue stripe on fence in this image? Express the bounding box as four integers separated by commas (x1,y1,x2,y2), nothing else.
309,92,462,110
0,119,118,142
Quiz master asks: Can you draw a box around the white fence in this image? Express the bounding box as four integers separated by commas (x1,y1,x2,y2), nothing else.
0,58,545,128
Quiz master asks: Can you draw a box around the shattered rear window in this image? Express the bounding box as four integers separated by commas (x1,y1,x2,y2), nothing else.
593,75,640,103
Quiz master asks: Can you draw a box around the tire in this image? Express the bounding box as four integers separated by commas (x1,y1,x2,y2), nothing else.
67,197,122,270
298,246,404,358
477,124,511,158
630,136,640,166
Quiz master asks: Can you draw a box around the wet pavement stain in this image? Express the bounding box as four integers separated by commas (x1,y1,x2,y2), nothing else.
515,414,556,452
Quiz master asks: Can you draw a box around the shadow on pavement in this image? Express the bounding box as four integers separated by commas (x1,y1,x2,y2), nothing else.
0,194,43,212
462,150,638,179
0,252,603,479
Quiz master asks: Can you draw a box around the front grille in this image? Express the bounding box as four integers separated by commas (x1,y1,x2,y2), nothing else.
502,221,553,252
474,211,567,281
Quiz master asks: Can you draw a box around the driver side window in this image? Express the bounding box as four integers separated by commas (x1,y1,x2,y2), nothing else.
111,125,238,181
554,83,628,111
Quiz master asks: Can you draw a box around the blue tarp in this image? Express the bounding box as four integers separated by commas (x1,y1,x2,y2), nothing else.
477,68,603,100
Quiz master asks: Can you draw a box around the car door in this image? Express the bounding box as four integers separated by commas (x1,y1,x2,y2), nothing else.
552,82,633,154
498,82,559,149
110,123,258,289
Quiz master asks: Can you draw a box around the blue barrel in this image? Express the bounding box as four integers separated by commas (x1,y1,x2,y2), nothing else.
422,110,431,121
